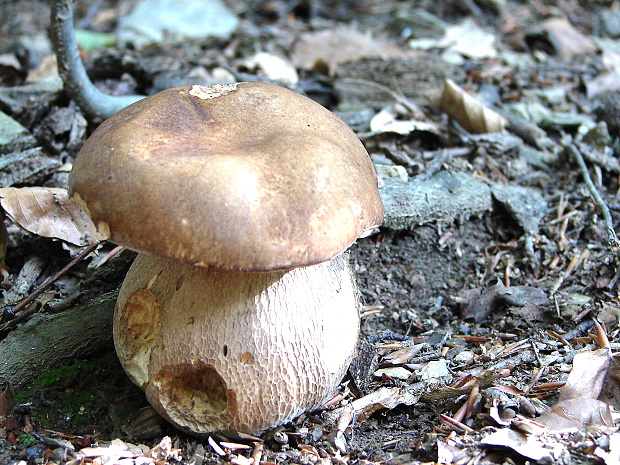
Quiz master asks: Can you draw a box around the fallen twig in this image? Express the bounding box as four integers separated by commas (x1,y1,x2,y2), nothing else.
412,147,474,182
579,143,620,173
439,413,475,432
567,143,620,249
50,0,143,120
340,78,427,120
492,105,554,150
0,241,99,337
0,289,117,388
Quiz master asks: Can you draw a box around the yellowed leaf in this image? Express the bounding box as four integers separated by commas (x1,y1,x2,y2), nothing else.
440,79,507,134
0,186,106,247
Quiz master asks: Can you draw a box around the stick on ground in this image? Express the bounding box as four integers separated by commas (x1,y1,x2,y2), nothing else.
567,143,620,250
50,0,144,120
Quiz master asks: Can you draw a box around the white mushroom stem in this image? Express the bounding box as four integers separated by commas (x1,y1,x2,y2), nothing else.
114,252,360,435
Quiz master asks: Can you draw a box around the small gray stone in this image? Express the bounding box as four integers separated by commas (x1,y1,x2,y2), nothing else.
419,360,450,380
117,0,239,47
491,184,547,235
380,171,492,229
0,111,37,154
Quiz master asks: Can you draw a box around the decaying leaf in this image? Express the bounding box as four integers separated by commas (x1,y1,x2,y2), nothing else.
369,106,443,136
326,387,419,438
373,366,413,380
146,436,182,462
0,187,106,247
559,348,610,402
291,24,417,74
586,71,620,99
440,79,507,134
325,386,419,453
76,436,180,464
436,18,498,59
383,344,425,364
537,398,613,429
342,386,418,424
480,428,567,461
0,381,14,417
241,52,298,87
537,348,615,429
525,17,598,60
456,280,547,321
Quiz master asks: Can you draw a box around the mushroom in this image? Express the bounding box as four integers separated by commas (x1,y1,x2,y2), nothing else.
68,81,383,436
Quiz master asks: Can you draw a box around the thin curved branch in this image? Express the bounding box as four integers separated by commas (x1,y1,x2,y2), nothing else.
567,143,620,250
50,0,144,121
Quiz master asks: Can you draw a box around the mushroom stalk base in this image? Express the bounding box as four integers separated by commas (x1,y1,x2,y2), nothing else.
114,253,360,435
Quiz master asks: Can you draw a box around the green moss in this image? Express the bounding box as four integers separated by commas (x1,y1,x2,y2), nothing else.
33,361,91,388
14,353,145,438
19,434,36,446
15,360,99,428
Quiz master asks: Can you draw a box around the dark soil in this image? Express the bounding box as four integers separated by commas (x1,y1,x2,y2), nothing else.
1,0,620,464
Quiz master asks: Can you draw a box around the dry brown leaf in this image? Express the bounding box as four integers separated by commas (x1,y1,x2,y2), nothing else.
291,24,418,74
527,17,598,60
536,398,613,430
558,348,610,402
537,349,615,430
0,382,14,417
0,187,106,247
383,345,425,364
440,79,507,134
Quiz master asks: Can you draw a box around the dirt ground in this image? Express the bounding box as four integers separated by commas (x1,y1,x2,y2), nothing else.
1,0,620,464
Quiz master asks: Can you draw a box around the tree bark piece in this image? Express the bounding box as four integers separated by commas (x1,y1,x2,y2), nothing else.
0,291,117,389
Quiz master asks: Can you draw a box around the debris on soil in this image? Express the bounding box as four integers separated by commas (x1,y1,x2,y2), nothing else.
2,0,620,464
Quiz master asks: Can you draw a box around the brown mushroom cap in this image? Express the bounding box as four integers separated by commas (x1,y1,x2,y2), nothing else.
68,82,383,271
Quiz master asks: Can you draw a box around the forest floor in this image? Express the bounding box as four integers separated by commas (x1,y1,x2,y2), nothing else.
1,0,620,464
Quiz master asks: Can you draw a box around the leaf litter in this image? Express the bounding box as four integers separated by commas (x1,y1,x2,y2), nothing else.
2,0,620,464
0,187,105,249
